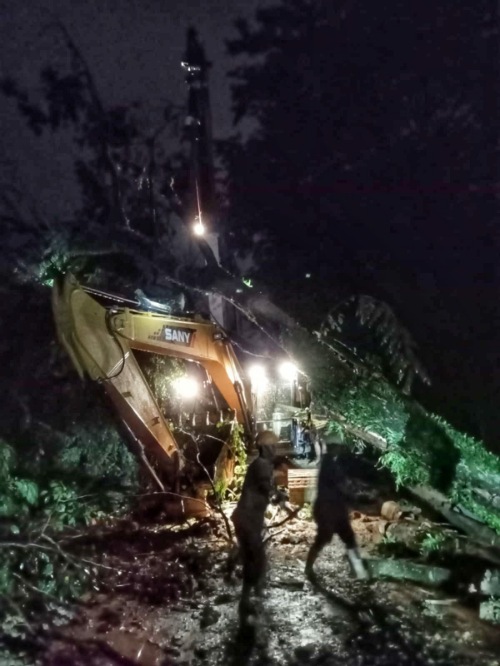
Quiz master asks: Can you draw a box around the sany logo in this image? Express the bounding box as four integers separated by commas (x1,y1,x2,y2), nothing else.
162,326,195,346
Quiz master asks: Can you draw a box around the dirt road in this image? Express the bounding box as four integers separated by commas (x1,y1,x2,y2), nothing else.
40,513,500,666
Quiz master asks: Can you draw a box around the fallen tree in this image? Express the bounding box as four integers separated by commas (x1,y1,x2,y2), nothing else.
287,325,500,550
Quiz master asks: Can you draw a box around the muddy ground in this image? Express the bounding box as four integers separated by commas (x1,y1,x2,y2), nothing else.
37,500,500,666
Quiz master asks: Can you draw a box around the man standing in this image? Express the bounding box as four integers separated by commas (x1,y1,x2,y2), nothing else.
305,447,369,580
231,431,280,622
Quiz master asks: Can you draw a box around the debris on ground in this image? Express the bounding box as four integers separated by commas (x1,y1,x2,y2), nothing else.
479,600,500,625
33,506,500,666
480,569,500,596
366,557,451,586
4,450,500,665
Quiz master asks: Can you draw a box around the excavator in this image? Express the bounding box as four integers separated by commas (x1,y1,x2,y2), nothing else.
52,272,255,512
51,271,319,518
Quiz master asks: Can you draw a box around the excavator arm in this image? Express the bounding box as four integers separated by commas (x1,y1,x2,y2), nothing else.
52,273,253,481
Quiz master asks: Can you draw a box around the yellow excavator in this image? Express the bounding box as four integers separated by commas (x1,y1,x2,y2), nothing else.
49,31,314,515
52,272,255,514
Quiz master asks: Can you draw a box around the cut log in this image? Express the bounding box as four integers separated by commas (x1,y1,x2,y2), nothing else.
382,519,500,567
407,485,500,551
367,557,451,587
470,488,500,512
325,412,500,551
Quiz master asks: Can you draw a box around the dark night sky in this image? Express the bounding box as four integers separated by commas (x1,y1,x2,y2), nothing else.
0,0,264,217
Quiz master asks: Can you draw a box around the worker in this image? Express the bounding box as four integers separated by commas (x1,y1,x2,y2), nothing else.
231,430,281,623
305,446,369,580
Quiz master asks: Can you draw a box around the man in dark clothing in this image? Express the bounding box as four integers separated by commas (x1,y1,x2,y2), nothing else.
231,431,282,621
305,450,369,580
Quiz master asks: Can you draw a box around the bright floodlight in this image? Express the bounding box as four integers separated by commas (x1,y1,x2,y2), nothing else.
279,360,298,382
172,376,199,399
193,220,205,236
248,364,269,394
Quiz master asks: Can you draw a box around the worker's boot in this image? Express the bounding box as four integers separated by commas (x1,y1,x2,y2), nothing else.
346,548,369,580
305,543,320,581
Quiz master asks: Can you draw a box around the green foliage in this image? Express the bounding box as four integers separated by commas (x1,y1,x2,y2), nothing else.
228,423,248,494
418,532,449,557
375,410,500,533
423,416,500,532
377,409,461,492
311,358,410,449
0,534,96,663
288,329,500,533
37,253,73,287
292,327,492,514
213,478,228,504
404,411,460,492
433,414,500,478
287,327,406,447
377,528,451,560
1,441,128,532
213,422,248,503
138,354,185,417
0,542,94,601
0,436,131,658
0,442,41,521
337,377,409,449
318,296,430,394
39,481,103,528
55,424,138,488
451,491,500,534
378,445,429,489
12,480,39,507
325,421,344,442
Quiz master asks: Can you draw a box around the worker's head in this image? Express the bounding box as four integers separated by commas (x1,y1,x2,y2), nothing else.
255,430,279,459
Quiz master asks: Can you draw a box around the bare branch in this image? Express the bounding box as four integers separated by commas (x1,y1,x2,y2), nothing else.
176,426,234,542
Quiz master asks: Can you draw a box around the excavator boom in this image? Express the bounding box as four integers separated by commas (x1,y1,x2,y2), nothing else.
52,274,253,481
